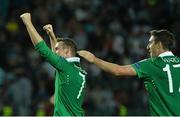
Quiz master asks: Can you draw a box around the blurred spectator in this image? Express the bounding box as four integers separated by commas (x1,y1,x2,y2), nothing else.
5,68,32,115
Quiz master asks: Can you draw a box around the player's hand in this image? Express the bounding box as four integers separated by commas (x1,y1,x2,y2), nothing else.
43,24,53,35
50,95,54,105
77,50,95,63
20,13,32,25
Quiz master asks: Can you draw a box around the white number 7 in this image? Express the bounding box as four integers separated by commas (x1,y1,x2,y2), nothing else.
163,64,180,93
77,72,86,99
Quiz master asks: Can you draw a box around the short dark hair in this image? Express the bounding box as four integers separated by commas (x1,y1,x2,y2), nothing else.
150,29,175,50
57,37,77,56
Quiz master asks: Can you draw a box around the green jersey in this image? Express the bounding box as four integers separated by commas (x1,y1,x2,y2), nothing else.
132,52,180,116
35,41,87,116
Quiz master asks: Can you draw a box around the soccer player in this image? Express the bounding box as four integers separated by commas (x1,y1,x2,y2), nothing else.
20,13,87,116
78,29,180,116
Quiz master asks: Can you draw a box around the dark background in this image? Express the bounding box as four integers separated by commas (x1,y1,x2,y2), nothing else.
0,0,179,115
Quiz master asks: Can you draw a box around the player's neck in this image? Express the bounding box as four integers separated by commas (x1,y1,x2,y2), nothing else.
157,49,169,56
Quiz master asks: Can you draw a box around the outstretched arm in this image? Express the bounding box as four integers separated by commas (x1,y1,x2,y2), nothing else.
78,50,137,77
43,24,57,52
20,13,43,46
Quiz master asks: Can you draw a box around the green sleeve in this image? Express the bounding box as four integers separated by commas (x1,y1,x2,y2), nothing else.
131,59,150,79
35,41,69,70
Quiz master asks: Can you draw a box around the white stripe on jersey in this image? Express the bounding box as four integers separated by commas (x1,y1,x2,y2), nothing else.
173,64,180,68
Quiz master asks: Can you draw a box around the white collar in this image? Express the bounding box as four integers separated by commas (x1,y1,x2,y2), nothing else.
66,57,80,63
158,51,174,57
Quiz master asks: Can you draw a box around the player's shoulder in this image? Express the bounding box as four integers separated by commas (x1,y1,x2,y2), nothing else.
132,58,152,69
135,57,162,68
138,58,153,64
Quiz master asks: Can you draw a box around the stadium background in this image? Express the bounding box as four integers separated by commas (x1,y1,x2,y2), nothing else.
0,0,179,115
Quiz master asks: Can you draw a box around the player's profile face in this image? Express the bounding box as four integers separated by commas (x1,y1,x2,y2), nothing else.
147,36,159,57
55,42,67,57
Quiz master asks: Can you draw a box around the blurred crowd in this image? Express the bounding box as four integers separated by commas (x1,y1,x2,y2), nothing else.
0,0,180,116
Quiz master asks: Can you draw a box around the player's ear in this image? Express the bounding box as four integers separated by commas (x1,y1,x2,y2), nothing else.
158,41,164,50
155,41,161,48
65,47,71,55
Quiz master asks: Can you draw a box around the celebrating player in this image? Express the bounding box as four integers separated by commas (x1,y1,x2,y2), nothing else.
20,13,87,116
78,29,180,116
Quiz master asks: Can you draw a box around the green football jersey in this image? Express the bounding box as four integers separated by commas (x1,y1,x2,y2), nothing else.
35,41,87,116
132,53,180,116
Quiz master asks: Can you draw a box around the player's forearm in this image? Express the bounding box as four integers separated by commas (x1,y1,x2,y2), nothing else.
48,32,57,52
93,57,121,76
24,22,43,46
93,57,137,76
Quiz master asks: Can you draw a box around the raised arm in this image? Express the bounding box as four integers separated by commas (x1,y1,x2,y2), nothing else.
20,13,69,71
43,24,57,52
20,13,43,46
78,50,137,77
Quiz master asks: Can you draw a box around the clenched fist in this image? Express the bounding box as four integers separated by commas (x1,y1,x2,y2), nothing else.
77,50,96,63
43,24,53,35
20,13,32,25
